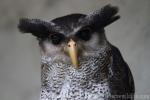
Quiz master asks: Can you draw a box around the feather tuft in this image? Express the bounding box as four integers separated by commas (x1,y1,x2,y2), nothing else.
18,18,54,39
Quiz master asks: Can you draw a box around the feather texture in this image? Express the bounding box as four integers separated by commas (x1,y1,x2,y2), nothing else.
18,18,55,39
82,4,120,28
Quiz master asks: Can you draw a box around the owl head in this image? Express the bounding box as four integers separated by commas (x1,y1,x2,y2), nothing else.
18,4,120,68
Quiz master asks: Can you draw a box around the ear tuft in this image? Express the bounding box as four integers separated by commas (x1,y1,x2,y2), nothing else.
84,4,120,28
18,18,53,39
98,4,120,27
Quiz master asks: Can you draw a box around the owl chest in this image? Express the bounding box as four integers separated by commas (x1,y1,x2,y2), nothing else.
41,56,111,100
41,74,110,100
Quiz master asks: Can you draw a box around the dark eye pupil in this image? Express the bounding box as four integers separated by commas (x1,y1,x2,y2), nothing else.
76,28,91,41
50,34,64,45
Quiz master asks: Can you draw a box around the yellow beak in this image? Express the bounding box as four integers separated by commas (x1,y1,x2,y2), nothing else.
67,39,79,68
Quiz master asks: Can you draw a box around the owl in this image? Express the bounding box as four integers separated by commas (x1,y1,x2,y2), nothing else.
18,4,135,100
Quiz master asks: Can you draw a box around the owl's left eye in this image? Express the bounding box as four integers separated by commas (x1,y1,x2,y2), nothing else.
50,34,65,45
75,27,92,41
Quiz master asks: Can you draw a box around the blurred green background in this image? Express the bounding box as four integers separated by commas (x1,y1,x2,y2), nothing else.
0,0,150,100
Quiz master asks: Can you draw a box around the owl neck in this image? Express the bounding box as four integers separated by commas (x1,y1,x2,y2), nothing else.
40,45,113,81
40,45,113,98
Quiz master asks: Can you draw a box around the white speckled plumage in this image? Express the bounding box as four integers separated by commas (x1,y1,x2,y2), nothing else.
18,4,134,100
41,45,113,100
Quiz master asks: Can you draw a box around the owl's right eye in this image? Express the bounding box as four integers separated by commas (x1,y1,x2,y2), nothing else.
75,27,92,41
50,34,65,45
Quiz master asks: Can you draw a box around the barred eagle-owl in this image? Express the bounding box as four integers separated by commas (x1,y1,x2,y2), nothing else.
18,4,135,100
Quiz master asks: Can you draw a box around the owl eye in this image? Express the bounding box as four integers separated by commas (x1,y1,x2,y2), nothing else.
76,27,92,41
50,34,64,45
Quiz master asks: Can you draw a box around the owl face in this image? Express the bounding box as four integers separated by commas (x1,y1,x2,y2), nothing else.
18,5,120,68
41,21,106,65
40,14,108,68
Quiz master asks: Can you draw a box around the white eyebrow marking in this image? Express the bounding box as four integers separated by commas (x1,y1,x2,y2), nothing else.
71,26,82,35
